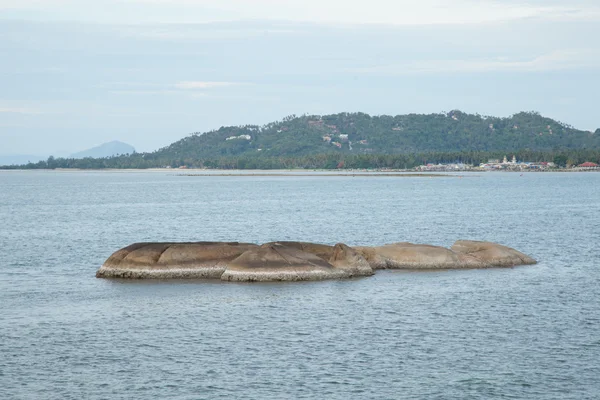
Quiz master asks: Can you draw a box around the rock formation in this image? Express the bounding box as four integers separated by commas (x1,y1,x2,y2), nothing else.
220,243,347,282
451,240,537,267
96,242,257,279
220,242,373,282
96,240,536,281
264,241,335,260
328,243,374,277
355,242,487,269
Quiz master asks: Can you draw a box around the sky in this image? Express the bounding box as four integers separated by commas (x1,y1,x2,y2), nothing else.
1,0,599,156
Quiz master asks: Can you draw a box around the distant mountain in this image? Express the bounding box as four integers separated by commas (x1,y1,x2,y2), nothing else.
71,141,135,159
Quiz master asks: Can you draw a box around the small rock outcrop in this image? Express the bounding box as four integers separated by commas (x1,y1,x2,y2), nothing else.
451,240,537,267
220,243,348,282
355,242,487,270
96,242,257,279
328,243,374,277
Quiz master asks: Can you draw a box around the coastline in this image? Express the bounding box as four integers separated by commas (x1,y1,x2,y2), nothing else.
0,167,598,174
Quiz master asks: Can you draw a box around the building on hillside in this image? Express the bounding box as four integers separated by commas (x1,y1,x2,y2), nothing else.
225,134,251,141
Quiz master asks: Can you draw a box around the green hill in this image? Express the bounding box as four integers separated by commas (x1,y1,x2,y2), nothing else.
3,111,599,170
157,110,598,159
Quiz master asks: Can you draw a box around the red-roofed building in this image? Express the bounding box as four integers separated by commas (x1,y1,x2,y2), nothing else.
577,162,599,169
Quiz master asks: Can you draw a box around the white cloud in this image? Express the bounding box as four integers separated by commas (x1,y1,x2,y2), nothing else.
174,81,242,89
2,0,599,24
113,25,303,41
351,49,600,75
120,0,600,24
106,82,247,96
0,107,42,114
0,0,72,7
109,89,180,95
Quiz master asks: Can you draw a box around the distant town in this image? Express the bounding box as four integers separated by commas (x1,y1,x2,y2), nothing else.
417,156,599,172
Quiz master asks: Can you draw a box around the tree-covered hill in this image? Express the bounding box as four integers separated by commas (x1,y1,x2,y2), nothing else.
157,110,598,160
3,110,599,170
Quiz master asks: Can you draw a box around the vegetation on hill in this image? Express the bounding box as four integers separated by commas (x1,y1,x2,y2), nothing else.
2,111,599,170
153,110,600,159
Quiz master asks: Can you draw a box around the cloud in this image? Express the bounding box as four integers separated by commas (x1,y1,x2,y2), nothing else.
351,49,600,75
109,90,180,95
2,0,599,25
174,81,243,89
0,0,72,8
113,24,303,41
0,107,42,114
106,81,248,96
115,0,600,24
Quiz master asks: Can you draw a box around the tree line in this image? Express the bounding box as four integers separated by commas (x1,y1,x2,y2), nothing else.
2,149,599,170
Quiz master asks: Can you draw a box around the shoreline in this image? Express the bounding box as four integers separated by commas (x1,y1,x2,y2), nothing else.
0,168,597,174
177,172,455,177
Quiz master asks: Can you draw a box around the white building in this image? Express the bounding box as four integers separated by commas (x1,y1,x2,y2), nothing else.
225,134,252,141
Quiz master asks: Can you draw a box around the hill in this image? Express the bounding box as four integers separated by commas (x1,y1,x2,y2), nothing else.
155,111,598,161
71,141,135,159
3,111,599,170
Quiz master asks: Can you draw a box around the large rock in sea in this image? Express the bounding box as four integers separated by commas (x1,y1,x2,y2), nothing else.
96,240,536,280
264,241,335,260
355,242,487,269
451,240,537,267
96,242,257,279
220,243,373,282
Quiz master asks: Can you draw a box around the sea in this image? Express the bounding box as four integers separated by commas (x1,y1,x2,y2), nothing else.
0,170,599,399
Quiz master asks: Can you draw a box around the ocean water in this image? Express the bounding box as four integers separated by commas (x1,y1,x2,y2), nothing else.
0,170,599,399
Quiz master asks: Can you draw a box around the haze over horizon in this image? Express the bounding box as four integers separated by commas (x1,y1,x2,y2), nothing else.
1,0,599,156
